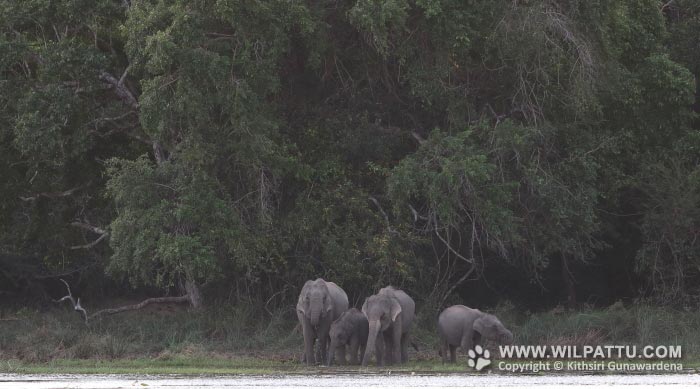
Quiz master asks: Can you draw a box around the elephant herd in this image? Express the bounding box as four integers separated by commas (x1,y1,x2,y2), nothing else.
296,278,514,366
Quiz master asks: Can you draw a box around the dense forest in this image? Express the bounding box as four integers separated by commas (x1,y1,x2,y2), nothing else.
1,0,699,314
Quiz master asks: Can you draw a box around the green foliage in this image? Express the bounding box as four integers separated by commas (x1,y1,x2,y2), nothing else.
388,121,602,281
105,156,241,288
635,160,700,302
667,0,700,74
348,0,408,56
1,0,699,307
388,127,520,257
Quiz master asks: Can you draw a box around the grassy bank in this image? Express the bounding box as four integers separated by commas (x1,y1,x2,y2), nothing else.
0,357,481,375
1,301,698,373
3,357,698,375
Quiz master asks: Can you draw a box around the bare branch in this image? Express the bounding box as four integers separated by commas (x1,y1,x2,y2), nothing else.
259,168,275,223
434,225,474,264
54,279,88,324
369,196,397,234
411,131,427,145
408,204,429,222
118,65,131,87
70,233,109,250
54,279,191,325
152,141,166,164
100,70,138,109
264,287,288,316
33,264,93,280
439,265,476,308
409,205,418,222
70,222,107,235
368,196,388,221
19,183,88,202
69,222,109,250
88,110,137,125
91,296,190,319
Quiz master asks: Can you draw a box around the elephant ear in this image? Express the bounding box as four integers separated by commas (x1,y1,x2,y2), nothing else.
390,299,402,322
296,281,314,315
473,316,487,336
296,298,306,315
324,294,333,313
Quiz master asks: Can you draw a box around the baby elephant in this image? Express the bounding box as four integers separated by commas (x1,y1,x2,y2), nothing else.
438,305,514,363
327,308,369,366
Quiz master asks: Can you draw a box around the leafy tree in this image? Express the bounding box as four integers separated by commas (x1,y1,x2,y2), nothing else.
1,0,699,310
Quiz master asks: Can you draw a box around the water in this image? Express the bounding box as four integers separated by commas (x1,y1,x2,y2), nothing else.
1,373,698,388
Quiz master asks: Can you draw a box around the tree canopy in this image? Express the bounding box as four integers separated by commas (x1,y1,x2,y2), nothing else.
1,0,698,309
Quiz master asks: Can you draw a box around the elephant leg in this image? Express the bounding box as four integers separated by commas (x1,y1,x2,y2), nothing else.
359,343,366,366
317,321,331,365
384,332,396,366
375,332,385,367
348,336,360,365
301,319,316,365
440,338,448,363
460,330,474,358
336,344,346,365
391,323,402,365
400,333,409,363
317,337,326,364
449,345,457,363
311,338,323,365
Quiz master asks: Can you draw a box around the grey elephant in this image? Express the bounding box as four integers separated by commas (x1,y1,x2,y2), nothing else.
327,308,369,366
296,278,349,365
361,286,415,366
437,305,514,363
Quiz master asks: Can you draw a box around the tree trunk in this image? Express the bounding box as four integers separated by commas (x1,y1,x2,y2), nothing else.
561,254,576,310
692,70,698,113
184,277,203,309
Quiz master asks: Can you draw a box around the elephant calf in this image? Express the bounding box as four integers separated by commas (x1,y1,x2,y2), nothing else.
327,308,369,366
437,305,513,363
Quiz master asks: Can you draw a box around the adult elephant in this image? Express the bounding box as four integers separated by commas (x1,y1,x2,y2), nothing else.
296,278,349,365
437,305,514,363
361,286,415,366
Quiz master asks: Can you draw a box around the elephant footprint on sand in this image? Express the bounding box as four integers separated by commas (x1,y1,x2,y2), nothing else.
296,278,349,365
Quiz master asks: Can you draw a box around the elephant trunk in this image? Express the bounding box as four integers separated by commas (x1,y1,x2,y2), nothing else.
501,329,514,345
310,300,322,327
327,339,336,366
362,320,381,366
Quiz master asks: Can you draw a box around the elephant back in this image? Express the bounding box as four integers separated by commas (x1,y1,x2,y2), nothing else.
325,280,349,321
438,305,483,342
439,305,480,322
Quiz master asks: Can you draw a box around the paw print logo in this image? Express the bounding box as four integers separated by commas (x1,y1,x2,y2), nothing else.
467,345,491,371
